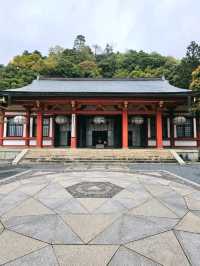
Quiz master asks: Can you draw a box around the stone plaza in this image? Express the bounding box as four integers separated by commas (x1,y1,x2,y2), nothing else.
0,167,200,265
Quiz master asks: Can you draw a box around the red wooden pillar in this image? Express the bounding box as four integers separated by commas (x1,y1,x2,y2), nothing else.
197,117,200,147
71,113,77,148
37,111,43,148
122,110,128,148
25,111,30,147
0,111,4,146
169,112,175,148
156,109,163,148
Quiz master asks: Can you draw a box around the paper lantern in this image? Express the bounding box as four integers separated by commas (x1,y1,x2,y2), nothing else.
131,116,144,125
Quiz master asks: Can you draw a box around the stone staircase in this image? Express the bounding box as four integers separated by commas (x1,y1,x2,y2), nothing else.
21,148,176,164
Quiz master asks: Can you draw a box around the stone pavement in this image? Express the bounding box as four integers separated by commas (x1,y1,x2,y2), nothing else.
0,169,200,265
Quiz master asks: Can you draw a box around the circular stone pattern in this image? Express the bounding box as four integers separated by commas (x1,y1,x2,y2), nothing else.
65,181,123,198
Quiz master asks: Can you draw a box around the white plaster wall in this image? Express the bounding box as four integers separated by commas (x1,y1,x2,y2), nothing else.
148,140,156,146
148,140,170,147
42,140,52,146
3,140,26,145
29,140,36,146
175,140,197,147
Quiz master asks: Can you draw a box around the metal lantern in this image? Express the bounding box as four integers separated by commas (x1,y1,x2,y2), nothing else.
131,116,144,125
55,116,69,125
173,116,186,126
13,115,26,124
93,116,106,124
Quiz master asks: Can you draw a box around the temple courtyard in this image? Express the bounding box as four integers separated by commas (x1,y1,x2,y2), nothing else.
0,165,200,265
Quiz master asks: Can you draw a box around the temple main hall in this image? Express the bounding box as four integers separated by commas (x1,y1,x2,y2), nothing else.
0,77,197,149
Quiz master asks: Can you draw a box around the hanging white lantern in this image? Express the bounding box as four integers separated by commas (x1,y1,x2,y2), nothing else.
13,115,26,124
93,116,106,124
173,116,186,126
131,116,144,125
55,116,69,125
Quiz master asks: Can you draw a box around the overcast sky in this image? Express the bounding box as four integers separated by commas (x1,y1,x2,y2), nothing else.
0,0,199,64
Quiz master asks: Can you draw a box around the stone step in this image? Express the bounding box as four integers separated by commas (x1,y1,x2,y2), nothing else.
20,148,176,164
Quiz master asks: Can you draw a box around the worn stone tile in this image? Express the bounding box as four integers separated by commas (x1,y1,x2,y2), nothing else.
115,197,146,209
91,214,178,244
126,183,152,203
108,246,160,266
169,182,196,196
62,214,119,243
175,230,200,266
57,179,82,187
175,212,200,233
126,231,189,266
54,198,88,214
106,179,132,188
0,190,29,216
185,191,200,211
35,182,72,199
4,214,83,244
20,176,49,185
18,183,48,196
2,198,54,220
113,189,136,199
4,245,58,266
34,184,73,211
0,220,4,233
53,245,118,266
0,230,47,265
129,198,178,218
0,181,20,194
77,198,107,213
94,199,126,214
158,191,188,218
144,184,174,197
139,175,170,186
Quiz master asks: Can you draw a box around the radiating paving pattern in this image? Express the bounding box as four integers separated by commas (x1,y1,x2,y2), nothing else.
0,169,200,265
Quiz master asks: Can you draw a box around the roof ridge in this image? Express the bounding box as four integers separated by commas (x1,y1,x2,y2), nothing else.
38,77,163,82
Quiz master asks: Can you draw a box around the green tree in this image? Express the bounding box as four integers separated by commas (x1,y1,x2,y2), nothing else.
73,35,86,51
79,60,101,77
190,66,200,91
169,41,200,89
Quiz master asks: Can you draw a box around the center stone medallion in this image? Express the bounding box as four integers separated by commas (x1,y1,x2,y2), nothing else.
65,181,123,198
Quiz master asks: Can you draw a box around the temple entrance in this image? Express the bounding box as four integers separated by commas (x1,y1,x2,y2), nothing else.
92,131,108,147
77,115,122,148
128,117,148,147
54,124,71,147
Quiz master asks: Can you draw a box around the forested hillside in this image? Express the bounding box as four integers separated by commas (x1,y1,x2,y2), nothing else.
0,35,200,90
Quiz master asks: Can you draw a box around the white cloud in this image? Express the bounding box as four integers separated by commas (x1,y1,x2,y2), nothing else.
0,0,199,64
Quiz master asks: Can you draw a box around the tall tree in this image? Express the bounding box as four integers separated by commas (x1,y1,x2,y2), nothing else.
73,35,86,51
169,41,200,89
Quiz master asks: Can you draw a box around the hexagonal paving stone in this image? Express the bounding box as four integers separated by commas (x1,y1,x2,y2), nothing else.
66,181,123,198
